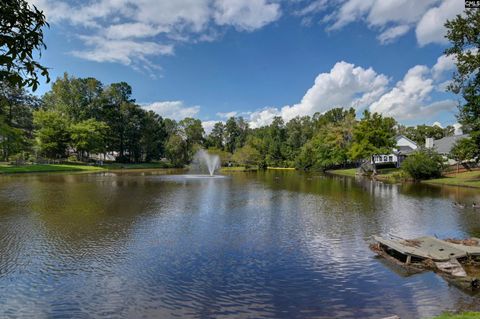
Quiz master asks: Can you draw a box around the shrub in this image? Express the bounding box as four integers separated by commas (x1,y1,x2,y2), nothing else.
402,149,445,180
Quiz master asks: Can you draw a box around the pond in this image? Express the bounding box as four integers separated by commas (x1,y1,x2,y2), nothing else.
0,170,479,318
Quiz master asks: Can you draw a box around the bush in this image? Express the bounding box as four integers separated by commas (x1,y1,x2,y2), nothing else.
402,149,445,180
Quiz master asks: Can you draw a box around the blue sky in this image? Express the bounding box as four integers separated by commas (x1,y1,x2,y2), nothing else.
31,0,464,131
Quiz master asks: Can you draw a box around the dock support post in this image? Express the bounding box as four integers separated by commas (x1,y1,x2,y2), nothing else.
406,255,411,264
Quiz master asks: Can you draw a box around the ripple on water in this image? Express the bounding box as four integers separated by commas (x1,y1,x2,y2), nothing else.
0,171,479,318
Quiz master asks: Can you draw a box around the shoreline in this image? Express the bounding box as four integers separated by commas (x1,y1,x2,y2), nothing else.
327,168,480,189
0,163,175,175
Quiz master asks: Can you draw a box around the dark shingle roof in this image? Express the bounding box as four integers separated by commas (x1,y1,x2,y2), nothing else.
433,134,469,154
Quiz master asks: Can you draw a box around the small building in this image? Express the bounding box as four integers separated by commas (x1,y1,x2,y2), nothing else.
371,135,418,168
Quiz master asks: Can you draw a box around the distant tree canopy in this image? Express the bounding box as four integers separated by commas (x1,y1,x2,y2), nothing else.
1,0,50,91
398,124,454,146
0,73,471,169
348,111,396,166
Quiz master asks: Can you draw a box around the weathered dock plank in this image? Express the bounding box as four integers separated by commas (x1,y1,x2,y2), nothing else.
373,236,470,261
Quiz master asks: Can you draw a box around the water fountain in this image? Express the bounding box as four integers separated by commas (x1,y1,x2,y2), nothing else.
191,149,221,177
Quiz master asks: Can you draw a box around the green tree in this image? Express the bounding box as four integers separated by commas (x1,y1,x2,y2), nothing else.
284,116,314,165
450,137,478,172
266,116,286,167
402,149,445,180
296,112,356,170
206,122,225,149
179,118,204,145
0,116,25,161
445,9,480,154
232,144,261,168
400,124,454,146
141,111,166,162
178,117,204,161
33,109,70,159
70,119,108,161
224,117,248,153
348,111,396,172
313,107,356,129
165,133,188,167
0,0,50,90
42,74,104,122
100,83,135,161
0,82,38,159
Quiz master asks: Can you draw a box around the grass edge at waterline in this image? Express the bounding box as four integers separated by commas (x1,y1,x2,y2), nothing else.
429,312,480,319
0,162,175,175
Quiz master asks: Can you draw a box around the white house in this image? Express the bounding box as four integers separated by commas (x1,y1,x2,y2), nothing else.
371,135,418,167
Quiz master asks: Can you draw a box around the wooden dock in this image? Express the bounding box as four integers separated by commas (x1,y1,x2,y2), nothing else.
373,236,480,262
371,235,480,291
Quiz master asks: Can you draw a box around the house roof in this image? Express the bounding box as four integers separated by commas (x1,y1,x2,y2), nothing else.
433,134,469,154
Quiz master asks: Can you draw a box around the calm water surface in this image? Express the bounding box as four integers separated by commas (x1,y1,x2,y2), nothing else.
0,170,479,318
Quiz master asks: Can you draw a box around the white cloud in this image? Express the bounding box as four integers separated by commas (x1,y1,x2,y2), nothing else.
294,0,328,17
103,23,167,40
248,61,389,127
432,54,456,80
377,25,410,44
71,36,173,65
202,120,221,134
216,111,238,118
249,107,280,128
298,0,463,45
330,0,375,30
245,54,457,127
416,0,464,46
367,0,436,27
143,101,200,120
213,0,281,31
369,65,456,119
30,0,282,73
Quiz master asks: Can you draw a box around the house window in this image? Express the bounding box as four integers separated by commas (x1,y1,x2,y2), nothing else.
389,155,393,162
384,156,388,162
378,156,382,162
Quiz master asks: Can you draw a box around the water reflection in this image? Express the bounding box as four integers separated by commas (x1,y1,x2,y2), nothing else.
0,170,479,318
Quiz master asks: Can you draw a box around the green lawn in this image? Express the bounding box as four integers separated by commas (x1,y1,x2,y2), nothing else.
327,168,357,177
0,164,104,174
430,312,480,319
0,161,174,175
423,170,480,188
327,167,408,182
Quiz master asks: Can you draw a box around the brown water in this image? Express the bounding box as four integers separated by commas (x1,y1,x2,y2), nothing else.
0,170,479,318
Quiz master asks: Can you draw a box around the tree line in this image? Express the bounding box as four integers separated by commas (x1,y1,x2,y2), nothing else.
0,75,461,169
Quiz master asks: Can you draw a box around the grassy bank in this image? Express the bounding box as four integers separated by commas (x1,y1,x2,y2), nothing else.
423,170,480,188
327,168,357,177
430,312,480,319
0,164,104,174
0,162,174,175
327,167,405,182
